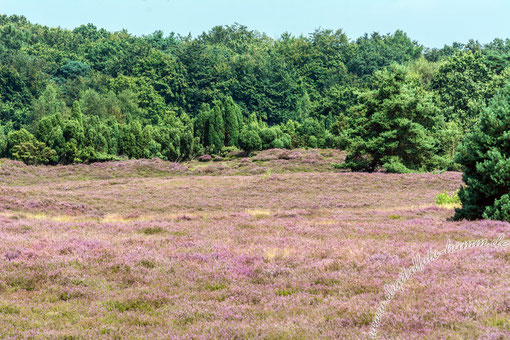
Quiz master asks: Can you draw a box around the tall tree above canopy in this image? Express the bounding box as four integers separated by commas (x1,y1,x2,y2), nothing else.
347,30,422,81
197,24,267,54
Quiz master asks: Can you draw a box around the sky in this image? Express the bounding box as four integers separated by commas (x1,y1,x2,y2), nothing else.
1,0,509,47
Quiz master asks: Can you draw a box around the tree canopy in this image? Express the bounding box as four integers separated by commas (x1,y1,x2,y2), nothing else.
0,14,508,177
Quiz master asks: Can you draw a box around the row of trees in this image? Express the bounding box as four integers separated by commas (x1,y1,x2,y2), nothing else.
0,89,337,164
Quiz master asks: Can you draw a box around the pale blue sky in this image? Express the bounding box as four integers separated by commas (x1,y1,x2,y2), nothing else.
1,0,509,47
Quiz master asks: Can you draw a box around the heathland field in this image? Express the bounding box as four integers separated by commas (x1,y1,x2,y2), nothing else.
0,149,508,339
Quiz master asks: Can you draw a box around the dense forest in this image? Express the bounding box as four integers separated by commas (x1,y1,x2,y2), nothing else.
0,14,509,173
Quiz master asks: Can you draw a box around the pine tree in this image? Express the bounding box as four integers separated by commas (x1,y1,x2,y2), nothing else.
342,64,447,172
454,81,510,222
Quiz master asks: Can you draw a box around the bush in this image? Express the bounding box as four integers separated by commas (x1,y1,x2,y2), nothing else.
435,191,461,206
483,194,510,221
11,141,57,165
259,128,277,149
239,128,262,155
6,128,37,156
307,135,318,148
271,139,285,149
219,146,241,158
0,126,6,157
280,134,292,149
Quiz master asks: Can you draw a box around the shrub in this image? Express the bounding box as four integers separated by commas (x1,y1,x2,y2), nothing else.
219,146,241,158
7,128,37,155
483,194,510,221
259,127,277,149
280,134,292,148
0,126,7,157
11,141,57,165
271,139,285,149
239,128,262,155
139,226,166,235
307,135,318,148
435,191,461,206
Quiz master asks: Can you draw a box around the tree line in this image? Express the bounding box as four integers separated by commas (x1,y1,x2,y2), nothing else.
0,15,508,167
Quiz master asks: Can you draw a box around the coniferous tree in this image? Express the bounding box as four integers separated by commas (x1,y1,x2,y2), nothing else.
342,64,448,172
0,125,7,157
208,101,225,153
71,101,83,125
223,96,241,147
454,81,510,222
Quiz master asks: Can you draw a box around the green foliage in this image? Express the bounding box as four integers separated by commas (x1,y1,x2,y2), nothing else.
382,157,412,174
342,65,447,172
483,195,510,221
454,82,510,222
209,102,225,153
347,30,422,80
271,138,285,149
219,145,241,158
435,191,461,206
11,141,57,165
223,96,241,147
239,127,262,155
0,14,508,173
120,121,144,159
431,51,497,130
7,128,37,155
299,118,328,148
30,84,66,126
58,59,91,79
0,125,7,157
259,127,277,149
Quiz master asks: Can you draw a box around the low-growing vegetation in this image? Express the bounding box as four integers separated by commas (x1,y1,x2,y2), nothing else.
0,9,509,340
0,150,508,338
435,191,461,207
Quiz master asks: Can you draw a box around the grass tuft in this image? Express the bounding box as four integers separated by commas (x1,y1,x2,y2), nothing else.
275,288,295,296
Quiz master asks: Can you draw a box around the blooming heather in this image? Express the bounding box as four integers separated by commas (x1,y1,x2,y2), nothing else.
0,150,508,339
